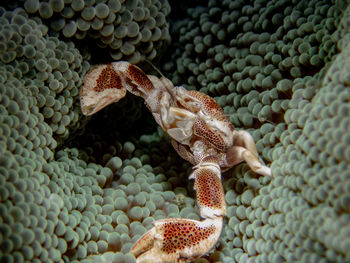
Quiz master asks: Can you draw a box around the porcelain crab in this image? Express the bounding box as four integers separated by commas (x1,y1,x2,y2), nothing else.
80,61,271,263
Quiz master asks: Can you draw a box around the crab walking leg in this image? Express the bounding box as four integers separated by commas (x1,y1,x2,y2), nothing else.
233,130,260,159
130,217,223,263
225,145,271,176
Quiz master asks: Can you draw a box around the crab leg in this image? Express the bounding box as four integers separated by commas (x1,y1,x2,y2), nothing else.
224,130,272,176
225,146,271,176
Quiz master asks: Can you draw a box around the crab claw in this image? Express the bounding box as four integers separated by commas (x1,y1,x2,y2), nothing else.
130,159,225,263
130,217,223,263
80,64,127,116
79,61,161,116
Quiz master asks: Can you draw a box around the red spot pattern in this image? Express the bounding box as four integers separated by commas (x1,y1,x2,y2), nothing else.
188,91,225,120
195,168,224,209
127,64,154,92
161,221,215,254
194,118,226,151
202,156,219,164
188,91,235,134
94,65,122,92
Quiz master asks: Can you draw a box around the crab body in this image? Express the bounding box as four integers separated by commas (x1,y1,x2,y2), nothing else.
80,61,271,262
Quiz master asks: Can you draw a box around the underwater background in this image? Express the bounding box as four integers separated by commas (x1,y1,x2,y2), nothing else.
0,0,349,262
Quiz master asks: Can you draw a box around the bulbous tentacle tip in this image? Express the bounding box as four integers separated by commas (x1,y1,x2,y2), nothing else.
130,217,223,263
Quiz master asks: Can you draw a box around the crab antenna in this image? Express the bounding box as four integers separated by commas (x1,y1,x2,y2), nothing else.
144,59,165,78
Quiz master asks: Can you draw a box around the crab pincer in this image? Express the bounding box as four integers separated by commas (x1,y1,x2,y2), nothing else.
130,159,226,263
130,217,223,263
